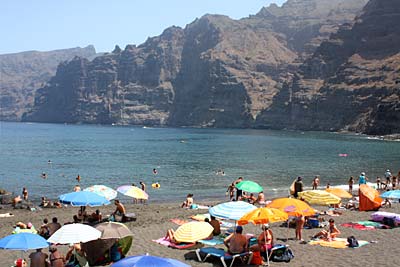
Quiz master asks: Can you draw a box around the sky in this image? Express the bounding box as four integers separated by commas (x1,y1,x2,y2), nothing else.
0,0,286,54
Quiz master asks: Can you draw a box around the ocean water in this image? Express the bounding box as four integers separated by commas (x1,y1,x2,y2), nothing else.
0,122,399,203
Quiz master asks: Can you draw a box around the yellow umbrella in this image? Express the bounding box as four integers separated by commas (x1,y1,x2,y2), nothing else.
266,197,315,217
326,188,352,199
117,185,148,200
174,222,213,243
237,207,288,226
298,190,341,206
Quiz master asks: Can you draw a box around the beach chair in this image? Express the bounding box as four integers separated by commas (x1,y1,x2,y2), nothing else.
195,247,253,267
269,244,293,262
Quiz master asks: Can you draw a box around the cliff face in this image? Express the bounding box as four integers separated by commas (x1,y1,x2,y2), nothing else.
257,0,400,135
20,0,400,135
23,27,184,124
0,46,97,120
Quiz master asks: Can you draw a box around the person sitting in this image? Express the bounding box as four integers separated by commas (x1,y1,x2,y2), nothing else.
65,243,88,267
247,193,257,204
181,194,194,208
208,215,221,236
47,217,61,236
256,191,266,205
165,229,179,243
382,198,392,208
345,197,359,210
88,209,102,224
313,218,340,241
250,224,273,259
77,206,88,222
112,200,127,222
39,219,50,239
49,245,65,267
29,248,48,267
224,226,248,254
40,197,49,207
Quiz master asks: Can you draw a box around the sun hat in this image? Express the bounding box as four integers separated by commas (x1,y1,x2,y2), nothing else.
262,224,270,230
361,172,365,176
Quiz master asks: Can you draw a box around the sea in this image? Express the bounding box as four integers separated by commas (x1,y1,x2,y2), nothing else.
0,122,399,203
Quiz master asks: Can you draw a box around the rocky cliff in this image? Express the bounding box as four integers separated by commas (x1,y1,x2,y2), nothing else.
0,45,97,120
256,0,400,135
24,0,370,129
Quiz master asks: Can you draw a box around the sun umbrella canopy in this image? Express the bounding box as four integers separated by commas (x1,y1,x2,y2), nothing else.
84,185,117,200
326,188,352,199
111,254,191,267
117,185,149,200
209,201,257,220
267,198,315,217
47,223,101,244
298,190,341,206
59,191,110,206
0,233,49,251
95,222,133,239
238,207,289,226
174,222,213,243
381,190,400,199
235,181,263,193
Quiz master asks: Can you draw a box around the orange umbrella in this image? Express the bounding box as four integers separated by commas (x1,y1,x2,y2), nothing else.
326,188,352,199
266,197,315,217
237,207,288,226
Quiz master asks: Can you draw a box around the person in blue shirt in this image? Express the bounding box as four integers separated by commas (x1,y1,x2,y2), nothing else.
358,172,368,185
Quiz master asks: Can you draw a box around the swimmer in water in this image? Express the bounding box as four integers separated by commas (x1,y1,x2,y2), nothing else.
153,168,158,175
76,174,81,183
41,172,47,179
47,160,52,164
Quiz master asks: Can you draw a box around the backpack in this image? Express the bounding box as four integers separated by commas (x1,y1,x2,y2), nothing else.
347,236,359,247
272,248,294,262
382,217,395,227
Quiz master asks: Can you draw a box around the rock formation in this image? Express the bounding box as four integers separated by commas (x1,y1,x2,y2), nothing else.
0,45,97,120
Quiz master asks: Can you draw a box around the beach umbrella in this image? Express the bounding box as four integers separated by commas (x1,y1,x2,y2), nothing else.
237,207,288,226
238,207,288,266
298,190,341,206
209,201,257,221
59,191,110,206
47,223,101,244
95,222,133,239
111,254,190,267
84,185,118,200
359,184,382,211
380,190,400,199
266,198,315,217
173,221,214,243
0,233,49,251
235,181,263,193
326,188,352,199
117,185,149,200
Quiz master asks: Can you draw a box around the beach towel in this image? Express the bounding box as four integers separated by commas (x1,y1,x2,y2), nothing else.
0,212,14,218
309,238,369,249
198,236,224,246
170,218,189,225
340,223,376,231
152,237,196,249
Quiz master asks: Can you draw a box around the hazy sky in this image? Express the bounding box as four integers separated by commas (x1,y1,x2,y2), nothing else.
1,0,286,54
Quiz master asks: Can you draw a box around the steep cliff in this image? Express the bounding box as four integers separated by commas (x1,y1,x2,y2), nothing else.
23,0,376,131
257,0,400,135
0,46,97,120
23,27,184,124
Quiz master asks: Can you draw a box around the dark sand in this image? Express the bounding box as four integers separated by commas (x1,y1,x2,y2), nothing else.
0,200,399,267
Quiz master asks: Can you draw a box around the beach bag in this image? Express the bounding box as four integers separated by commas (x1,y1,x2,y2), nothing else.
382,217,395,227
272,247,294,262
347,236,359,247
250,251,263,265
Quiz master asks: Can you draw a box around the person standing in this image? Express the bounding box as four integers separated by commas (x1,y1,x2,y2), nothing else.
312,176,320,190
384,169,392,186
234,177,243,201
348,176,354,193
76,174,81,183
22,187,28,201
358,172,368,185
48,246,65,267
295,215,305,241
294,177,303,198
139,181,146,204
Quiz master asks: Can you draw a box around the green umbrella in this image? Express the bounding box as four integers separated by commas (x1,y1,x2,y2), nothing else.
235,181,263,193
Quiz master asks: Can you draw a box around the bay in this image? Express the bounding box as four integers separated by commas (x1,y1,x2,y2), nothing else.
0,122,399,203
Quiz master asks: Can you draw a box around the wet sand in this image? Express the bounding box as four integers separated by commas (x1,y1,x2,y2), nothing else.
0,200,399,267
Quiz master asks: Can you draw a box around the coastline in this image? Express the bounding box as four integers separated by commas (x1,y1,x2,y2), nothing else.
1,198,399,267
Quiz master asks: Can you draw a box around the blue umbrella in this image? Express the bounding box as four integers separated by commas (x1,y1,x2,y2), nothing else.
209,201,257,220
0,233,49,251
381,190,400,199
59,191,110,206
111,254,190,267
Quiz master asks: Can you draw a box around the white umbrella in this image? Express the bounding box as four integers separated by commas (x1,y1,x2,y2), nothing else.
47,223,101,244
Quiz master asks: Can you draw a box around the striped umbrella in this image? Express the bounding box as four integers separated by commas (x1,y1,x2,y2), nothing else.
84,185,117,200
174,222,214,243
209,201,257,220
298,190,341,206
117,185,149,200
47,223,101,244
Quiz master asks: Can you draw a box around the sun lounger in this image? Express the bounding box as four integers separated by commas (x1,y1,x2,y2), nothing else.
195,247,253,267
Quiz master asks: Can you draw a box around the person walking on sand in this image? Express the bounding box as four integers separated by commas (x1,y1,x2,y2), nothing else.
312,176,320,190
22,187,28,201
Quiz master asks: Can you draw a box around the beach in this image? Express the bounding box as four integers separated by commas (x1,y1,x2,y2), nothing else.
0,199,399,267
